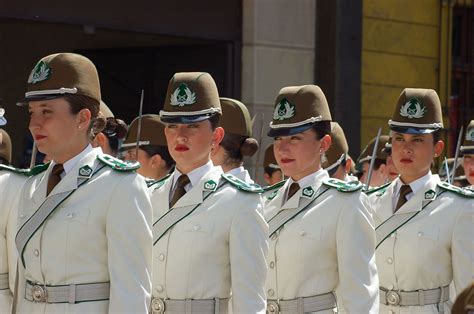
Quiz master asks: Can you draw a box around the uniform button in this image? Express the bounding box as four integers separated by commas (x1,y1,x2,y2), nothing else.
19,214,25,218
390,233,395,238
267,289,275,297
300,231,306,236
156,285,164,293
67,213,75,219
418,232,423,237
193,225,201,231
388,310,395,314
387,257,393,264
269,261,275,269
34,249,40,257
159,253,165,261
271,234,277,241
388,284,394,290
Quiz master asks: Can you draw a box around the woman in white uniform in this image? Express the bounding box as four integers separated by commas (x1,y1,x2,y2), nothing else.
461,120,474,188
264,85,379,313
211,97,259,184
370,88,473,313
149,72,268,314
13,52,153,313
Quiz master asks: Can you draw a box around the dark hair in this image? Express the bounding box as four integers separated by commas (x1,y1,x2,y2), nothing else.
264,166,282,176
101,118,128,155
220,133,259,164
208,114,221,130
0,157,8,165
64,94,106,138
140,145,175,169
432,129,442,144
311,121,331,140
373,158,386,171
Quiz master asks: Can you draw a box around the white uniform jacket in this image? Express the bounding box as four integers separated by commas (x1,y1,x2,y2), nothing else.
15,147,153,313
226,166,255,184
370,174,473,313
150,166,269,313
0,170,27,312
264,170,379,313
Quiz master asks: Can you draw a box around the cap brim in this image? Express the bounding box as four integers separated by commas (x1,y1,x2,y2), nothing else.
160,113,216,124
267,122,315,137
16,94,64,106
461,148,474,155
389,126,439,134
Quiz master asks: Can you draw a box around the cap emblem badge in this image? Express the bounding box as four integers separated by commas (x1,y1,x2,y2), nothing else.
170,83,197,107
400,98,426,119
273,98,295,121
28,61,52,84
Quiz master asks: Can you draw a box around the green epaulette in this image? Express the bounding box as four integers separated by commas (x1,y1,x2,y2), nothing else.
0,163,49,177
263,179,286,192
364,181,391,195
97,154,140,172
437,181,474,198
221,173,263,193
323,178,363,192
147,173,172,189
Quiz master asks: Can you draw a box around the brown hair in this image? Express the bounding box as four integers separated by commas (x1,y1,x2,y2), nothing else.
64,94,106,139
220,133,259,163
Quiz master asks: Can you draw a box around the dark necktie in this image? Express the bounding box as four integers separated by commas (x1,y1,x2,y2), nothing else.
395,184,412,212
170,175,190,208
46,164,64,196
287,182,300,201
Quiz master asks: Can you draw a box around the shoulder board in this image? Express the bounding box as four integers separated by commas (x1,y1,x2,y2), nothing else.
221,173,263,193
147,173,171,189
437,181,474,198
263,179,286,192
364,181,391,195
323,178,363,193
0,163,49,177
97,154,140,172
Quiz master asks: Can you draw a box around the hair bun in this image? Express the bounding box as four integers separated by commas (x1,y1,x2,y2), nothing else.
240,137,259,157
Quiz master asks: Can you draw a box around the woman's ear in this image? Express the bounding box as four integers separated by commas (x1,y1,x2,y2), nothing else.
320,134,332,154
212,127,225,147
434,140,445,158
77,108,92,130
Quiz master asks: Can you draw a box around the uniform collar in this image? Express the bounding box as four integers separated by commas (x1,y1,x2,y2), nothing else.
282,168,329,209
173,160,215,191
51,144,95,178
394,171,432,203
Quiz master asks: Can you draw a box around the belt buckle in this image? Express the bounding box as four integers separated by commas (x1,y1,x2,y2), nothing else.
32,284,47,302
386,290,401,306
267,300,280,314
151,297,165,314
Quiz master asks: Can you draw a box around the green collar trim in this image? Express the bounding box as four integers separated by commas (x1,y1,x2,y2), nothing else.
97,154,140,172
221,173,263,193
364,181,391,195
263,179,286,192
146,173,172,189
323,178,363,192
437,181,474,198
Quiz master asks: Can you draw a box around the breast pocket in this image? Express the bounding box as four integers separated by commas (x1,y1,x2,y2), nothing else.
49,207,90,224
417,227,440,266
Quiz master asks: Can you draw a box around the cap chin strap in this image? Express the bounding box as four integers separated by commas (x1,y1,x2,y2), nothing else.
269,115,322,129
25,87,78,98
388,119,443,129
325,153,346,173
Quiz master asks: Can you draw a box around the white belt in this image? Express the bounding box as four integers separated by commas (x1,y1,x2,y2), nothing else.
380,286,450,306
0,273,8,290
151,297,229,314
267,292,337,314
25,281,110,304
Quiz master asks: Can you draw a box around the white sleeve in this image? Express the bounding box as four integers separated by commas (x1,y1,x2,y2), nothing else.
106,173,153,313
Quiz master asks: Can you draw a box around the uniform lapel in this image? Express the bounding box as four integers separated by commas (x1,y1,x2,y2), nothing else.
396,175,439,214
172,167,223,209
373,181,397,224
48,148,100,197
30,167,50,205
